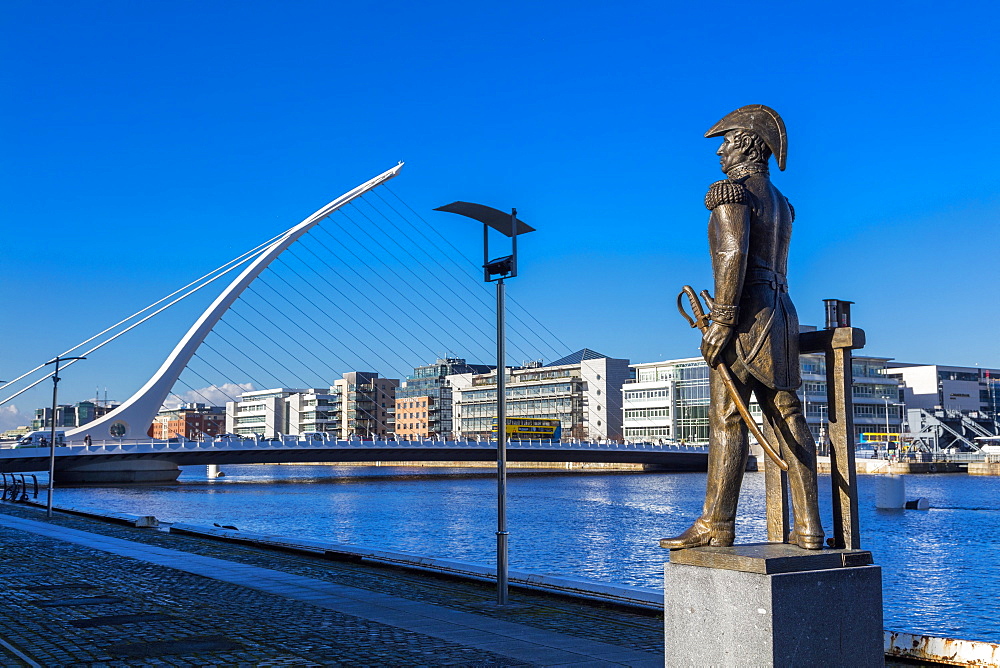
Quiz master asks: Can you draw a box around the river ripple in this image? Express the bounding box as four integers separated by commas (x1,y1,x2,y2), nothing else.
50,466,1000,643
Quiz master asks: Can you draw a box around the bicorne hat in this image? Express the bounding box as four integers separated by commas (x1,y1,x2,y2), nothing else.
705,104,787,171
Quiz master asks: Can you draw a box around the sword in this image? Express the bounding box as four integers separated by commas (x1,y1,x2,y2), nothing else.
676,285,789,471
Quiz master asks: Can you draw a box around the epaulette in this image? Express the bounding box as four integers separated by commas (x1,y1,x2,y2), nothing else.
705,179,749,211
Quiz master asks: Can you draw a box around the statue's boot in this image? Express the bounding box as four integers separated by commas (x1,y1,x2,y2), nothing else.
787,478,824,549
780,406,825,550
788,527,824,550
661,380,746,550
660,518,734,550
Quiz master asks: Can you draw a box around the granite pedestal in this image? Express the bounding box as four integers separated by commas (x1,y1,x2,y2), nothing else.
664,543,882,667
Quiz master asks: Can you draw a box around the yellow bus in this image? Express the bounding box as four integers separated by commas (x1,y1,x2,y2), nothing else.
490,418,562,441
859,432,901,445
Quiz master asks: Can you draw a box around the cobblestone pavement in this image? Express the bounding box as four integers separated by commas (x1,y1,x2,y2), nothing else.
0,502,663,666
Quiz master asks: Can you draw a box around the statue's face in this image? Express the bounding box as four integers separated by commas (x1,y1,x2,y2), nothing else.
716,131,743,173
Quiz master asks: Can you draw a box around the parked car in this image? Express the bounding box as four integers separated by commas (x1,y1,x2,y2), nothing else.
16,431,66,448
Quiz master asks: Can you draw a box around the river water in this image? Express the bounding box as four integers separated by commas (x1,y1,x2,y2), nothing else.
47,466,1000,644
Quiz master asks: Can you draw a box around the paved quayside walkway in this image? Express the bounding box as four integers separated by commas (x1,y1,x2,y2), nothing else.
0,503,663,666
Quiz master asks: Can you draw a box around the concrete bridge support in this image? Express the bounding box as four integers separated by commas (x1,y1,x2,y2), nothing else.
55,460,180,485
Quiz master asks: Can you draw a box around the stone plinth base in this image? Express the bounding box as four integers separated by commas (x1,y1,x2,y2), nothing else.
664,543,883,667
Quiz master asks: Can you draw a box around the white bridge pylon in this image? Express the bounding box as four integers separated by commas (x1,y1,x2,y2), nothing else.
67,163,404,443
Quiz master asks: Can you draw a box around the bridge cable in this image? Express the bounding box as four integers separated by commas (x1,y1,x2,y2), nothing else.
379,189,622,440
334,206,498,345
0,240,274,397
338,204,540,365
0,250,268,407
347,199,517,337
227,292,348,380
348,199,605,437
380,186,573,356
312,217,496,361
182,240,417,428
331,200,598,438
191,315,402,434
213,306,395,436
304,229,492,362
357,194,559,360
202,327,290,389
249,278,409,387
200,314,395,433
284,246,442,359
215,305,332,388
184,348,257,401
290,242,451,360
232,282,404,424
226,287,394,420
275,254,433,365
318,202,607,440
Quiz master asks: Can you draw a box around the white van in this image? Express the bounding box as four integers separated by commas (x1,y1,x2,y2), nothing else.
301,431,328,442
17,431,66,448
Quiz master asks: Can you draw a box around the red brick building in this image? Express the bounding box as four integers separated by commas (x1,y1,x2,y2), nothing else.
151,403,226,440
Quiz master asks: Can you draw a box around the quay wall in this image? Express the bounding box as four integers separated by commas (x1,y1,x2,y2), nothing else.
282,461,651,471
969,461,1000,476
817,457,977,475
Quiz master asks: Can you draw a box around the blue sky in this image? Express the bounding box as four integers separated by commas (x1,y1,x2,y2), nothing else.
2,1,998,427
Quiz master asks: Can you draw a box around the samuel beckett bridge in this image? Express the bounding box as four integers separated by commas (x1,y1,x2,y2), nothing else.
0,436,709,483
0,163,709,483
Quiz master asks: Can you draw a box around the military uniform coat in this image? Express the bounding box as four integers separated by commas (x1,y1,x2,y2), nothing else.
706,167,801,391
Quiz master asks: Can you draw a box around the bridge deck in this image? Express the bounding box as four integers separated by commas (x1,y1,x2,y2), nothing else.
0,439,708,473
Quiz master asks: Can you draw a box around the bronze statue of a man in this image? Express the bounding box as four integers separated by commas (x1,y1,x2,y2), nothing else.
661,105,824,550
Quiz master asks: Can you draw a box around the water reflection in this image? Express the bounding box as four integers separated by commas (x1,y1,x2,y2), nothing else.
49,466,1000,643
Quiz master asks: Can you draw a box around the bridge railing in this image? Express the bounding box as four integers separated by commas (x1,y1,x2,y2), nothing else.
7,436,709,455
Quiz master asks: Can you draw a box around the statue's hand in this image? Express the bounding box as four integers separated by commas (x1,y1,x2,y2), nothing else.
701,322,733,367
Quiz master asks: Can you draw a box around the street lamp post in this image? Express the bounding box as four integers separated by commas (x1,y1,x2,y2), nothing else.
880,395,907,454
434,201,535,606
43,356,86,518
882,395,892,443
819,404,828,455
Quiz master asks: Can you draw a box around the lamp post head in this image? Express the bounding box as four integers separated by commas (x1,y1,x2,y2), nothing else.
433,201,534,236
434,201,535,282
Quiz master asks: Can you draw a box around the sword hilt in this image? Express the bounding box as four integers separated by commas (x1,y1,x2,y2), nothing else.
677,285,710,331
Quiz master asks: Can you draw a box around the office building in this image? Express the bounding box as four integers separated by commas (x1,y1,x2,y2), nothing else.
328,372,398,439
227,388,303,438
449,349,631,440
396,358,493,438
32,400,120,431
623,353,903,445
884,363,1000,417
226,372,398,439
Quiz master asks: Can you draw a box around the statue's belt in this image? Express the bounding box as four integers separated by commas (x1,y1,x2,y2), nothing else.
676,285,789,471
746,268,788,292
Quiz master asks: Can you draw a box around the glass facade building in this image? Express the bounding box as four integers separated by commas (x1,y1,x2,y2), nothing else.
396,358,493,438
623,354,903,445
